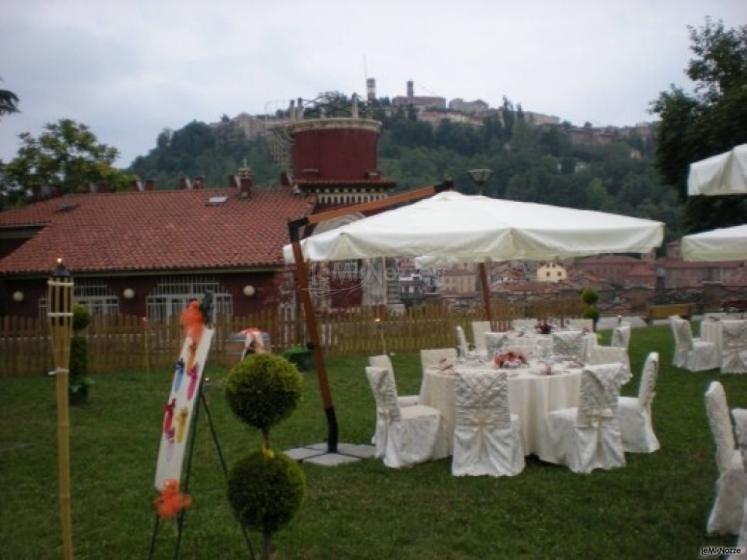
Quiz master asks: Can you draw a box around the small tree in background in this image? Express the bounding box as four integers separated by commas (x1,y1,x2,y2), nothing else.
581,288,600,331
225,354,305,560
69,304,93,404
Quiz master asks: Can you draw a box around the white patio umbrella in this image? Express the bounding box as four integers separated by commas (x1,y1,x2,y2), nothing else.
283,188,664,456
681,224,747,262
284,190,664,264
688,144,747,196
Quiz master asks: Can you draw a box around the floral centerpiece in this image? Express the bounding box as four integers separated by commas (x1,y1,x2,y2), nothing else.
535,321,553,335
494,351,527,369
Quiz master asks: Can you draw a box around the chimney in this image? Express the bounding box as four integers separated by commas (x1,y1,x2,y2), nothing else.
96,181,110,193
296,97,304,120
129,179,143,192
407,80,414,98
289,99,295,122
193,176,205,190
228,174,239,189
367,78,376,102
88,182,97,193
144,179,156,191
177,177,192,190
351,93,359,118
239,176,252,197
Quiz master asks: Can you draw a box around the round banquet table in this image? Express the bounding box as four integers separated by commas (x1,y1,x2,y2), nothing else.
419,363,582,462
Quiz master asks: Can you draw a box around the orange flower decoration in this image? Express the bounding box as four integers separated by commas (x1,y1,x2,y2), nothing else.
180,301,204,345
155,479,192,519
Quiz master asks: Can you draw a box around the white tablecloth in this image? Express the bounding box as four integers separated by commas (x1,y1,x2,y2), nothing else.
420,363,582,461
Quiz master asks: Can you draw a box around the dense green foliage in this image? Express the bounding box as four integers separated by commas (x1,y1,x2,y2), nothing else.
128,119,280,188
581,288,599,306
225,353,303,432
126,96,684,238
0,78,19,118
652,18,747,231
1,119,135,209
69,304,92,397
227,451,306,534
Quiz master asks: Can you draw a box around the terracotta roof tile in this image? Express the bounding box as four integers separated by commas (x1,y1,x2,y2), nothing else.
0,188,313,276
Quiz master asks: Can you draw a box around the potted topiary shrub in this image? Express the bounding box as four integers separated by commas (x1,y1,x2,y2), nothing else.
581,288,600,331
225,353,306,560
69,304,94,405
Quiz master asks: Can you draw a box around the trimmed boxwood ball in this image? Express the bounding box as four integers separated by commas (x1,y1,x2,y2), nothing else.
228,451,306,534
225,353,303,431
72,303,91,332
581,287,599,306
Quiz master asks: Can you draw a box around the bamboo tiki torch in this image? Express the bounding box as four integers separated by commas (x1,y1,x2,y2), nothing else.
48,258,74,560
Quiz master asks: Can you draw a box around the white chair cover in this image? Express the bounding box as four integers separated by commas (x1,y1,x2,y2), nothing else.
511,318,536,331
365,366,445,469
567,318,593,332
670,316,719,371
552,330,585,361
617,352,660,453
730,409,747,558
485,332,508,359
456,325,470,358
722,320,747,374
547,363,629,473
705,381,747,535
451,370,525,477
368,355,419,407
471,321,491,354
587,345,631,375
611,324,631,350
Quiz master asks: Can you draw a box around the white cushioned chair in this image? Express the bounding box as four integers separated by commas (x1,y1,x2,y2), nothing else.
567,318,594,332
546,363,630,473
552,330,585,362
365,366,445,469
729,408,747,557
452,370,524,477
368,355,419,407
587,345,631,376
705,382,747,535
670,315,719,371
611,324,631,350
471,321,491,355
617,352,660,453
722,320,747,374
485,332,508,359
455,325,470,358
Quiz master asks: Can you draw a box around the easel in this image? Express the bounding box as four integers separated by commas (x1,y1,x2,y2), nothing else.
147,377,255,560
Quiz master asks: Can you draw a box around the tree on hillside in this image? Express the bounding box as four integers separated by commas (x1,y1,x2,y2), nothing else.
651,18,747,231
2,119,133,202
0,78,20,119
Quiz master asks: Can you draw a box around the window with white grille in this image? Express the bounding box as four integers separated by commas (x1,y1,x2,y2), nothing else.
38,280,120,318
146,276,233,321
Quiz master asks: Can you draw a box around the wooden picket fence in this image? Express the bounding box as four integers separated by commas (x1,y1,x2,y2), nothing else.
0,299,584,377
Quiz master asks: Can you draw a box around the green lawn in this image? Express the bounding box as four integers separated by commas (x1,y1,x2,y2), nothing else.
1,325,746,559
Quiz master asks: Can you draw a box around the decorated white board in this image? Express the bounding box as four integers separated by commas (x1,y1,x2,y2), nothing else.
154,327,214,490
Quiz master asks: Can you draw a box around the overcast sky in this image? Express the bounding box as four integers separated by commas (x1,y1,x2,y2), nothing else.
1,0,744,167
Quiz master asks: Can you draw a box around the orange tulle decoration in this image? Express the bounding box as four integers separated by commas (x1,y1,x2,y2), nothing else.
155,479,192,519
180,301,204,345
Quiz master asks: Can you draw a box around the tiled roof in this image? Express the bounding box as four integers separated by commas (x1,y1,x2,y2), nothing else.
0,188,313,276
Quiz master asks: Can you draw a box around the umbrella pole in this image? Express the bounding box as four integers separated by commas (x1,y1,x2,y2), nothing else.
290,239,338,453
479,262,494,330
